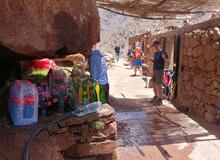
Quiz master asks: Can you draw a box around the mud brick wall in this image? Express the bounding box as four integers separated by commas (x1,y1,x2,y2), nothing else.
177,26,220,124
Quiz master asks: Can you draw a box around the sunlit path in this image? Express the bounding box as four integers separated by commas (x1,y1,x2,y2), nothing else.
108,59,220,160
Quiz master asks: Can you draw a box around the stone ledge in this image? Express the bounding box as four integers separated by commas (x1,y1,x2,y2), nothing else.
64,140,117,158
58,104,116,127
0,104,117,159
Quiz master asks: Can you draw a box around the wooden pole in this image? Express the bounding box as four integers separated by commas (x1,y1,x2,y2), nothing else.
97,6,187,20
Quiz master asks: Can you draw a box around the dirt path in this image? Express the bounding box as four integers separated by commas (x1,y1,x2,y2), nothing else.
108,59,220,160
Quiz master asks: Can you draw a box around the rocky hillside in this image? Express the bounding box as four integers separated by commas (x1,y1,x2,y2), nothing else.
99,8,212,55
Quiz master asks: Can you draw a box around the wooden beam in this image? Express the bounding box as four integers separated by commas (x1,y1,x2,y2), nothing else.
140,0,215,17
185,0,207,11
127,0,142,8
153,0,169,8
98,6,186,20
151,10,215,15
141,0,169,17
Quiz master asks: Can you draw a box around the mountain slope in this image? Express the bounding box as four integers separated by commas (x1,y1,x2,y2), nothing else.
99,8,212,55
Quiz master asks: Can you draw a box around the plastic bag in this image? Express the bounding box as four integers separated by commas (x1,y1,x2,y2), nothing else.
35,80,52,115
49,69,67,81
8,80,38,126
49,70,68,112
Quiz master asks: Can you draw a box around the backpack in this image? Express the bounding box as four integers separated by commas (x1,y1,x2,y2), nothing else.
134,47,142,59
164,70,169,86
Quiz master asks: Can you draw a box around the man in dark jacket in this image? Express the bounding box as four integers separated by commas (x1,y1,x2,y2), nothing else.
114,46,121,61
146,40,167,105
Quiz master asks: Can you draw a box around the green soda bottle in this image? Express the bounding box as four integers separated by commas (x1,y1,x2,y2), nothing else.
87,81,92,103
83,83,89,105
99,84,106,104
90,81,97,102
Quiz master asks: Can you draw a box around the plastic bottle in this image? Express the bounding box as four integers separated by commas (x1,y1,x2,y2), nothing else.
87,81,91,103
73,101,101,116
99,84,106,104
9,80,38,126
83,83,89,105
66,79,78,112
78,82,83,105
95,83,100,101
90,82,97,102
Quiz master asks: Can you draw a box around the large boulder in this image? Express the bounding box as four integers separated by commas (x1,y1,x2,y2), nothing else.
0,0,100,57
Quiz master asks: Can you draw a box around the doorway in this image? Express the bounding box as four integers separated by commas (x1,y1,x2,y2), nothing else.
173,34,181,98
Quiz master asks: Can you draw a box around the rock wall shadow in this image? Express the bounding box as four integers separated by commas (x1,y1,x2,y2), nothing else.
54,11,80,53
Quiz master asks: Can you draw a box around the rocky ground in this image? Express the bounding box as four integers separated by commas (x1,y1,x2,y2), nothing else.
108,59,220,160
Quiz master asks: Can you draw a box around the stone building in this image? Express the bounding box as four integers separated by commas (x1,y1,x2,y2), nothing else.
129,17,220,125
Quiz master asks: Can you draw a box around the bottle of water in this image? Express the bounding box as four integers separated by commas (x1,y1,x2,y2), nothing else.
73,101,101,116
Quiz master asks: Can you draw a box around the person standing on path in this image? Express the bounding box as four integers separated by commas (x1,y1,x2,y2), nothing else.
146,40,167,105
114,46,121,62
132,46,143,76
89,43,109,103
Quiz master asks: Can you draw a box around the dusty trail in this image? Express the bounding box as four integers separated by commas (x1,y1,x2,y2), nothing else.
108,59,220,160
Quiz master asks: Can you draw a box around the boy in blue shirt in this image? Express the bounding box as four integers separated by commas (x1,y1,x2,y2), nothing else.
89,43,109,103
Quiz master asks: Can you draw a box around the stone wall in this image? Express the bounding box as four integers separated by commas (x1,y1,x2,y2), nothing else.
0,104,117,160
48,104,117,159
177,26,220,124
